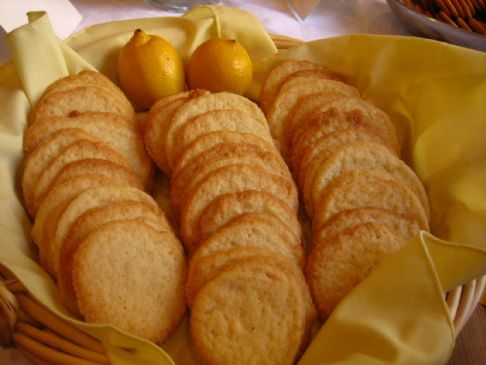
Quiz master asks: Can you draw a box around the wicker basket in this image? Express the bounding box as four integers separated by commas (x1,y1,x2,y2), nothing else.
0,34,484,365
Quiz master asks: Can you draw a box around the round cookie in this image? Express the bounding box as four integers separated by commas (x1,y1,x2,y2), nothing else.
48,186,158,278
172,131,276,176
313,207,421,246
50,159,143,190
171,109,273,165
310,141,430,219
190,257,309,365
259,59,340,114
186,246,282,307
165,92,268,170
192,212,304,268
179,164,298,250
22,128,97,217
29,85,135,125
313,170,429,231
266,76,359,152
291,105,388,173
170,143,290,221
72,219,186,343
298,127,390,207
306,222,406,318
196,190,302,243
58,201,172,315
32,139,131,214
144,90,209,175
32,174,114,274
24,112,152,188
38,71,132,119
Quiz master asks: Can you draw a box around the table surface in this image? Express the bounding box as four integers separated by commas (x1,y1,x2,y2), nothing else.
0,1,484,364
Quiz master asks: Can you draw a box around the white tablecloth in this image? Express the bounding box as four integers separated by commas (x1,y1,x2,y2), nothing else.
71,0,408,40
0,1,409,364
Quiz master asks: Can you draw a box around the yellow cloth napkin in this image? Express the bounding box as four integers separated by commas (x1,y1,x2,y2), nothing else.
1,5,485,365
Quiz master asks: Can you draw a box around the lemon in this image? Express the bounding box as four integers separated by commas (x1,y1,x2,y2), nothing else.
187,38,253,95
117,29,185,109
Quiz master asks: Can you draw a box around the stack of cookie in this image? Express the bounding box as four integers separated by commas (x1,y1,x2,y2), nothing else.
262,60,430,318
22,71,187,343
144,91,316,364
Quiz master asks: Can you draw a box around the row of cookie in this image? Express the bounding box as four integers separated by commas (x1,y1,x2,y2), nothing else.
22,71,187,343
261,60,430,318
144,91,316,365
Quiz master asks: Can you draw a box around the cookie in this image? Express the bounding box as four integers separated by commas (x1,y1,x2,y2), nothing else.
291,105,390,173
170,143,290,221
259,59,340,114
297,127,389,200
313,207,421,246
196,190,301,243
32,174,114,274
48,186,158,278
165,92,267,170
171,108,273,164
192,212,304,268
144,90,209,175
24,111,152,187
266,76,359,152
38,71,132,120
186,246,279,307
50,159,143,190
190,257,308,365
29,85,135,125
306,222,406,318
32,139,131,214
172,131,275,176
58,201,172,315
21,129,96,217
72,219,186,343
310,141,430,219
313,170,429,231
179,164,298,251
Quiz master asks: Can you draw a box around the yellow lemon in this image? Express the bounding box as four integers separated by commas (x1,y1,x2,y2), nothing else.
117,29,185,109
187,38,253,95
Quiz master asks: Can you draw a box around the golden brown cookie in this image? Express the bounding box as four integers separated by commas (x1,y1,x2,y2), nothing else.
190,257,310,365
310,141,429,218
172,131,275,176
179,164,298,251
313,207,421,246
73,219,186,343
192,212,304,268
24,112,152,188
29,85,135,125
164,92,267,171
267,77,359,152
48,186,158,278
32,139,131,214
144,90,209,175
170,143,290,221
171,109,273,164
58,201,172,315
306,222,406,318
260,59,340,114
313,170,429,231
22,129,97,217
196,190,302,243
32,174,114,274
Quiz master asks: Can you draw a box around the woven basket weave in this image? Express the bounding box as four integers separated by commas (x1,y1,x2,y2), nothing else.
0,34,484,365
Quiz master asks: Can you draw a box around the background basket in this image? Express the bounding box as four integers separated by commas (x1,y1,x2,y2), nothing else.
0,34,484,365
